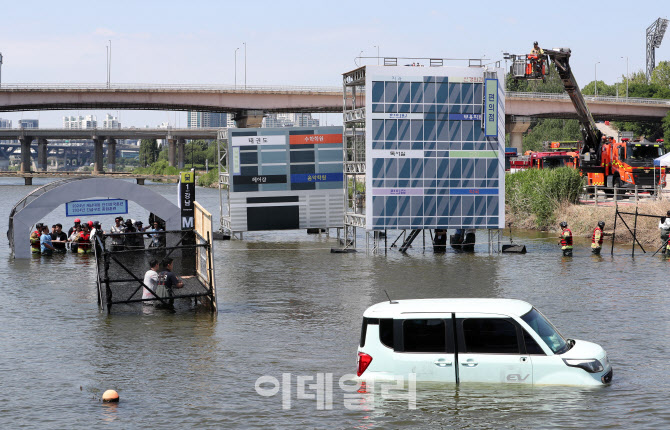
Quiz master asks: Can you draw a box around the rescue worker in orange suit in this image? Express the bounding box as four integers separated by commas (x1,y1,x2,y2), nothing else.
559,221,573,256
592,221,605,255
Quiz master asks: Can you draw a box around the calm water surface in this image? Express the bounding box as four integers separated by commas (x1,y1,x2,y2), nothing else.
0,179,669,429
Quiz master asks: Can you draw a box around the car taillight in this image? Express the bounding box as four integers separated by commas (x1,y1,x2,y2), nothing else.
357,352,373,377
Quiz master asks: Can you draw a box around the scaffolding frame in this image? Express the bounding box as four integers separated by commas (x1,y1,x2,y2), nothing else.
342,66,368,250
217,128,239,238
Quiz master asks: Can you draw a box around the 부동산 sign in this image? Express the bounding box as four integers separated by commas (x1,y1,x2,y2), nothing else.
66,199,128,217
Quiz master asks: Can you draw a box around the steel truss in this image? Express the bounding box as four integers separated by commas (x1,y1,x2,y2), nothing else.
647,18,669,82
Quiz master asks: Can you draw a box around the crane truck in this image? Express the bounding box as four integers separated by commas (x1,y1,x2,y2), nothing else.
509,46,665,194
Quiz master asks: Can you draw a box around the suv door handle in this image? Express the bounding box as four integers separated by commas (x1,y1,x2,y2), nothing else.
433,359,453,367
461,359,478,367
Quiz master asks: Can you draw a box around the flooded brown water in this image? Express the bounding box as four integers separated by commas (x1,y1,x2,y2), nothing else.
1,179,669,428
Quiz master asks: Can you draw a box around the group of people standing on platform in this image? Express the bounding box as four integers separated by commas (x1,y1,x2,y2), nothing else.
558,221,605,257
31,216,165,256
108,216,165,252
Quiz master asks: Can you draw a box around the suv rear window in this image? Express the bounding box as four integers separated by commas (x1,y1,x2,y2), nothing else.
462,318,519,354
403,319,446,352
360,318,394,349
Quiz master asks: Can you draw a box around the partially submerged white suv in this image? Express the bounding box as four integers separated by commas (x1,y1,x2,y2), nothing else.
357,299,612,386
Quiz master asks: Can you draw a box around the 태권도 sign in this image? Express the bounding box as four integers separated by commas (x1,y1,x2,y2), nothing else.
66,199,128,217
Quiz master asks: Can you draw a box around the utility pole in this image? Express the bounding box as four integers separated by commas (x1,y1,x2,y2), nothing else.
107,40,112,88
0,52,3,89
594,61,599,96
234,47,239,88
621,56,629,98
243,42,247,89
373,45,379,65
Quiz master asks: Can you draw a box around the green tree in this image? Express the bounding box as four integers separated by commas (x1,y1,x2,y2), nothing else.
581,80,616,96
651,61,670,87
522,118,582,152
139,139,159,167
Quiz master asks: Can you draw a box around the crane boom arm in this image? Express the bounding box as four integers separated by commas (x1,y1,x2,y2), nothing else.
542,48,602,162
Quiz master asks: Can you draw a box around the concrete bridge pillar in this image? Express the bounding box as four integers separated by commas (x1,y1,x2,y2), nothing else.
19,136,34,173
107,138,117,172
505,116,532,153
168,138,177,167
93,137,105,174
177,138,186,169
37,138,48,172
233,109,265,128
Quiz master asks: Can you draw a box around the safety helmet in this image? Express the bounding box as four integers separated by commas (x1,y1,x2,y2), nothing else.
534,41,538,45
598,221,605,229
559,221,568,228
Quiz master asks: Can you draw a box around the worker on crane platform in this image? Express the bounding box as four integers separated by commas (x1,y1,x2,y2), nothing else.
531,41,544,56
592,221,605,255
528,42,546,79
559,221,573,257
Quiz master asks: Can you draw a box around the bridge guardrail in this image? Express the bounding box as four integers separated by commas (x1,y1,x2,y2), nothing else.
508,92,670,106
0,83,343,93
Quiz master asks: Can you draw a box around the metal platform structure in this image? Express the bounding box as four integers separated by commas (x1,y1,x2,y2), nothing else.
94,229,217,313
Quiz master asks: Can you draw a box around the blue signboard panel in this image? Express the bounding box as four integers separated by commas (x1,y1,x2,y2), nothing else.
66,199,128,217
226,126,345,232
365,66,505,230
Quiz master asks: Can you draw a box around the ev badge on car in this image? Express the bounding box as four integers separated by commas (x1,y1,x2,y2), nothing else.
506,374,530,382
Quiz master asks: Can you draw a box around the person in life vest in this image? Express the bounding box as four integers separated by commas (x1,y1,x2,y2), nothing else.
559,221,573,256
77,224,92,254
592,221,605,255
30,222,44,254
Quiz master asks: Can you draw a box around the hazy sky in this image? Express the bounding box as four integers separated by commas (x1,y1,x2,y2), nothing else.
1,0,669,127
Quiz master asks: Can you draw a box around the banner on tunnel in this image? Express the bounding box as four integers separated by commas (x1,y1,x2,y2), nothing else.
365,65,506,230
226,126,344,232
66,199,128,217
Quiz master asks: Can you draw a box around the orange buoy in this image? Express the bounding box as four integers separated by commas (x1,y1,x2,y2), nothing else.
102,389,119,403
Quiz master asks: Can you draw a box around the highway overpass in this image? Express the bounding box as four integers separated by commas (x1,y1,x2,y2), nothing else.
0,128,220,173
0,84,668,122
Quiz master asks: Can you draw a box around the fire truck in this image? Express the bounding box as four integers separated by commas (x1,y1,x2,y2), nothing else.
510,149,579,172
509,46,665,192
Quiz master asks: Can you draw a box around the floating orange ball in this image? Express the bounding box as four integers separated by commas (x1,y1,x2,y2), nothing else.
102,389,119,403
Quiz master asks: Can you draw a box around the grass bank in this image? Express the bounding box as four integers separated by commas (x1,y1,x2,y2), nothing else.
505,168,583,229
506,166,670,246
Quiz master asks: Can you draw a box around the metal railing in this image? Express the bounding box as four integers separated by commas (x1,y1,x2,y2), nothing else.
580,184,666,205
2,84,669,106
0,83,343,93
508,92,670,106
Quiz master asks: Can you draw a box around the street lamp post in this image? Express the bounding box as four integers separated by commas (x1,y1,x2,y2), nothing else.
621,56,629,98
595,61,600,96
243,42,247,89
373,45,379,65
0,52,3,89
108,40,112,88
234,47,239,88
